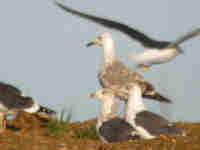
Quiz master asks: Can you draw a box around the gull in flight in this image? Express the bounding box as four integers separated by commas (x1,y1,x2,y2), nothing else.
55,1,200,71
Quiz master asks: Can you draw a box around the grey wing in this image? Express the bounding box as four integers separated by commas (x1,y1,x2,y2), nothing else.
135,111,184,136
135,111,169,135
0,94,34,110
99,118,139,142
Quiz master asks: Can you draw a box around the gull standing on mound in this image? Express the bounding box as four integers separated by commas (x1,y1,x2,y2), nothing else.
113,85,185,139
88,89,139,143
0,82,56,132
87,32,171,104
55,2,200,70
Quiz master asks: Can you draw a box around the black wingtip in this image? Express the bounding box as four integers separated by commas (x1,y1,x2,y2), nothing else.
143,93,172,104
153,93,172,104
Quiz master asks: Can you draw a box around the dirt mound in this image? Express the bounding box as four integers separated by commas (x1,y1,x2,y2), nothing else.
0,112,200,150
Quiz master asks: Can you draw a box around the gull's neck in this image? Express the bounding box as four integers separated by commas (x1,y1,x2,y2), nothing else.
102,39,117,67
97,96,119,128
124,84,146,124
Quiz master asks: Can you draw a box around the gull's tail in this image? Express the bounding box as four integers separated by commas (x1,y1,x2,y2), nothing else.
172,28,200,45
143,92,172,103
142,82,172,103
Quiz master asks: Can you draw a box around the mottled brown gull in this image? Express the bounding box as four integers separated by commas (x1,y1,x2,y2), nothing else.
87,33,171,103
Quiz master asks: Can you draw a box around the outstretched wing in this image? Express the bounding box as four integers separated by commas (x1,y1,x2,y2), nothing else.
55,1,160,48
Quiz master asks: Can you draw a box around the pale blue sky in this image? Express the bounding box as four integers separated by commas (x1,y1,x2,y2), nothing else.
0,0,200,122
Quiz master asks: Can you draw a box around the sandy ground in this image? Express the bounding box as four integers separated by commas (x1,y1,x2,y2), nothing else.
0,112,200,150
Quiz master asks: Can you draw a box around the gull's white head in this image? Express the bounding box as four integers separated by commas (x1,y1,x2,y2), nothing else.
86,32,114,47
89,88,119,121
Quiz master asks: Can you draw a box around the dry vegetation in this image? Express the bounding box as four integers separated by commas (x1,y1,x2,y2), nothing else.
0,112,200,150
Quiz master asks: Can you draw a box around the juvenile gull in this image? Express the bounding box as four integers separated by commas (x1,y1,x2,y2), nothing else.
0,82,56,132
115,85,185,139
55,2,200,70
87,33,171,103
88,88,139,143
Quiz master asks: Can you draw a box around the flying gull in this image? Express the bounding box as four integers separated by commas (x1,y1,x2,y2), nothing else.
128,28,200,69
88,88,139,143
86,32,171,104
114,84,185,139
0,82,56,132
55,2,200,70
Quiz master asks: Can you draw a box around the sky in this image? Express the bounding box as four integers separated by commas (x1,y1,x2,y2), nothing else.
0,0,200,122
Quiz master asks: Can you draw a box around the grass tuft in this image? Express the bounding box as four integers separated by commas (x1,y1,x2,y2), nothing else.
73,123,98,139
46,108,72,136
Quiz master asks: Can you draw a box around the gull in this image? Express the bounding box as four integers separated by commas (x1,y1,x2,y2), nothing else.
114,84,185,139
0,82,23,96
128,28,200,70
0,82,56,117
87,32,171,104
88,88,139,143
55,2,200,70
0,82,56,132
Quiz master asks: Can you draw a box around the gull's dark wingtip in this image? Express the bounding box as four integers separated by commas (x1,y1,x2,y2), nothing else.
154,93,172,104
54,0,80,15
143,93,172,104
54,1,157,47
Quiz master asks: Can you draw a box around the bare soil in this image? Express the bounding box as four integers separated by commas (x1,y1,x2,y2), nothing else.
0,112,200,150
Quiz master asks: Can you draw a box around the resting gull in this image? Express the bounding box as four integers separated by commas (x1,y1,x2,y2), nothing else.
114,84,185,139
55,2,200,70
88,88,139,143
0,82,56,132
87,32,171,104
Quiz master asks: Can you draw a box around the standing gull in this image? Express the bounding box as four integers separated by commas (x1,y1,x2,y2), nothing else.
87,32,171,103
55,2,200,70
114,85,185,139
0,82,56,132
88,88,139,143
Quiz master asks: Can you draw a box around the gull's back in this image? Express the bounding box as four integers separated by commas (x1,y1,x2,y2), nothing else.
98,60,145,89
135,111,185,136
99,117,139,142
